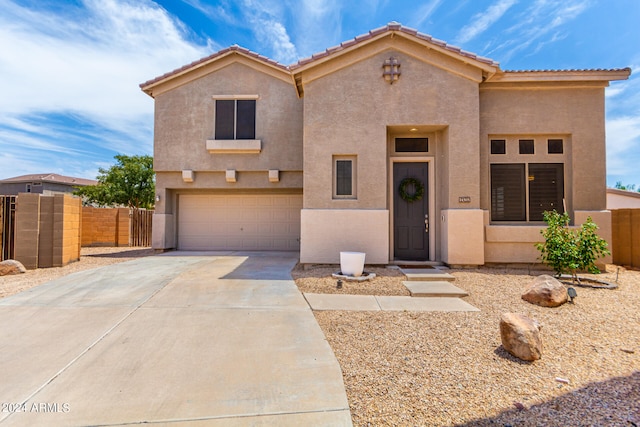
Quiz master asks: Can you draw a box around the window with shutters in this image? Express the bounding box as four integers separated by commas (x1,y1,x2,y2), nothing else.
489,136,567,222
333,155,357,199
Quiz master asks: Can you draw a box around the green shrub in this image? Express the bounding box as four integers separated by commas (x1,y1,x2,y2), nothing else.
535,211,610,282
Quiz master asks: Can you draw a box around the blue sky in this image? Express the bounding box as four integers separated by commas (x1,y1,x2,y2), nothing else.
1,0,639,187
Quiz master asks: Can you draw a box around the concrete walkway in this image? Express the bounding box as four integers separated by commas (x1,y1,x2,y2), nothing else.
303,293,479,312
0,252,352,426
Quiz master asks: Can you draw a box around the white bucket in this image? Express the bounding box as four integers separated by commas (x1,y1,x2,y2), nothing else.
340,251,366,277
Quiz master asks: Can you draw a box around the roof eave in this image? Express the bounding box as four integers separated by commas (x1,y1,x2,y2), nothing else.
486,68,631,84
140,47,290,98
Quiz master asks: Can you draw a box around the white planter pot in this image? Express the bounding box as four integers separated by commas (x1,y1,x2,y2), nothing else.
340,251,366,277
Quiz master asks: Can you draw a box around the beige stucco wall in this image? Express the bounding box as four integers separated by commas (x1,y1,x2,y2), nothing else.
151,59,303,249
479,84,607,212
479,83,609,265
153,60,303,175
300,209,389,264
302,44,482,211
441,209,485,265
483,210,612,268
300,37,485,262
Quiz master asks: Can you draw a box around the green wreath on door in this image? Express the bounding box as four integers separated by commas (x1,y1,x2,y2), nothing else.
399,177,424,203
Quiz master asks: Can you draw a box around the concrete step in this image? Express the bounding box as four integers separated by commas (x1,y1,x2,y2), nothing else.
403,281,469,298
400,268,455,282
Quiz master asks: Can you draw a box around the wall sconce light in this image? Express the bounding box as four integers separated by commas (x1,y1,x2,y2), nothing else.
155,194,161,202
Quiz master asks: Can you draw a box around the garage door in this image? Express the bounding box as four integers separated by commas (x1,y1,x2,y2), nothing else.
178,194,302,251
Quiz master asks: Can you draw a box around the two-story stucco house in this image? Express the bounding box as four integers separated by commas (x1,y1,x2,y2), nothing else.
140,23,630,266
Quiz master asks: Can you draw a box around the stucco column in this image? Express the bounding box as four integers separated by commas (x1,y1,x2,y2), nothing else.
440,209,485,266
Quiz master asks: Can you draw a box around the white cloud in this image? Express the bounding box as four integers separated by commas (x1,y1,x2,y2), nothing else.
409,0,444,28
0,0,212,179
0,0,209,130
496,0,591,62
455,0,517,44
606,116,640,181
289,0,342,59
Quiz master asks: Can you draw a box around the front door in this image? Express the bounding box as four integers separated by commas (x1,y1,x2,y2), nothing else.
393,162,429,260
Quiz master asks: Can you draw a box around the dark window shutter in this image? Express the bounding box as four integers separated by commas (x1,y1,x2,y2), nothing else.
529,163,564,221
336,160,353,196
236,100,256,140
215,100,235,140
547,139,564,154
491,164,526,221
519,139,534,154
491,139,506,154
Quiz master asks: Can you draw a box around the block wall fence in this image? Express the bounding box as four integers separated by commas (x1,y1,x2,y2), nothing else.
81,206,130,247
14,193,82,269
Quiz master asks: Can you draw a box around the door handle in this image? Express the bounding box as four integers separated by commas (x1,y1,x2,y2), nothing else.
425,214,429,233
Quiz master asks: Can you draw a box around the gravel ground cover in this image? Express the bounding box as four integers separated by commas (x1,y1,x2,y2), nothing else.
295,265,640,426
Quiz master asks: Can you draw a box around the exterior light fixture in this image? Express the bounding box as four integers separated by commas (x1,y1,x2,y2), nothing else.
155,194,161,202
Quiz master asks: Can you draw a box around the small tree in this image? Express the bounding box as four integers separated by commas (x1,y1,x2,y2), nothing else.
535,211,610,283
75,154,155,209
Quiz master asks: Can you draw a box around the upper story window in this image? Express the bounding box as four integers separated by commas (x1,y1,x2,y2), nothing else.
215,99,256,140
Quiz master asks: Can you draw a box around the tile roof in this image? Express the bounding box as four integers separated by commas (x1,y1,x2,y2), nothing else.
0,173,97,186
139,22,630,91
289,22,500,70
140,23,500,90
140,45,289,89
503,68,632,73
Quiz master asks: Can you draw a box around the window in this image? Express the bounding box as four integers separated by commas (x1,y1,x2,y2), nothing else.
548,139,563,154
529,163,564,221
491,164,526,221
215,99,255,140
519,139,534,154
489,136,567,222
333,156,356,199
395,138,428,152
491,163,564,222
491,139,506,154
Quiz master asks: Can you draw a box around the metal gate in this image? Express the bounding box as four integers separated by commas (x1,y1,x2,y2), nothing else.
1,195,17,261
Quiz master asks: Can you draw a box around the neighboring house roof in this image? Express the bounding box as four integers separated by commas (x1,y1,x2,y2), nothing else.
0,173,97,187
607,188,640,209
140,22,631,98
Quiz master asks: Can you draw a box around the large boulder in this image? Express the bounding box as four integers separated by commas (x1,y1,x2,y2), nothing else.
500,313,543,361
0,259,27,276
522,275,568,307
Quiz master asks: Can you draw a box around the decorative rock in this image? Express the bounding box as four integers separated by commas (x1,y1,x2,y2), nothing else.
499,313,543,361
0,259,27,276
522,275,568,307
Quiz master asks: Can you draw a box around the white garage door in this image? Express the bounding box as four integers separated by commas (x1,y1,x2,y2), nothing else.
178,194,302,251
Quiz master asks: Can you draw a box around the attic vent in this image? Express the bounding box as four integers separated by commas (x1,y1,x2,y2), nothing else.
383,57,401,84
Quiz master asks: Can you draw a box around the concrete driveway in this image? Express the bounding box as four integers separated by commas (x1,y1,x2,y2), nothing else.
0,252,352,426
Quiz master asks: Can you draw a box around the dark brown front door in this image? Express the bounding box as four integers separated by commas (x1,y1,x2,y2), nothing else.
393,162,429,260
